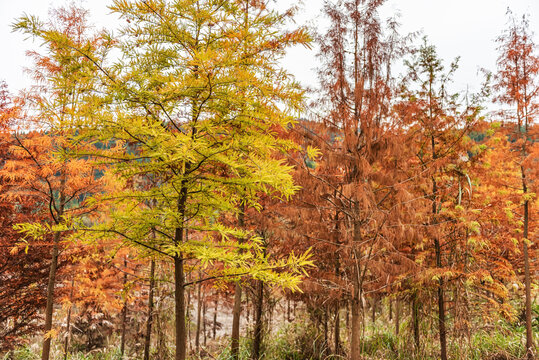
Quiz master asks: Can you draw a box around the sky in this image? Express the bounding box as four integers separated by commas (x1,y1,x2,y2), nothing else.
1,0,538,98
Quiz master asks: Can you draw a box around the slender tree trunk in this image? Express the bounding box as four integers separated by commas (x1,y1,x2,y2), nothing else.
120,256,128,357
350,217,362,360
203,299,207,347
287,298,291,322
334,304,340,355
394,299,400,337
246,291,251,326
350,276,362,360
186,273,192,353
371,297,376,324
41,232,61,360
174,182,188,360
63,273,75,360
252,279,264,359
435,238,447,360
156,272,166,359
412,295,420,353
231,205,245,360
389,298,393,321
42,174,66,360
323,308,329,355
523,194,534,359
213,297,218,339
195,276,202,353
428,129,448,360
231,283,242,359
174,255,186,360
345,302,350,334
143,259,156,360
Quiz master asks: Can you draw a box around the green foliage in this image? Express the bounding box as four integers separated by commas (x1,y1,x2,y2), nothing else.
1,346,37,360
263,322,329,360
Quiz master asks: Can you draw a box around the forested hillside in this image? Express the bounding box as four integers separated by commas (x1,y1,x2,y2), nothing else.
0,1,537,360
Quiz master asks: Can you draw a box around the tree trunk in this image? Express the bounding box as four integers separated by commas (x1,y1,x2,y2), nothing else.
213,297,218,339
203,299,207,347
523,195,534,359
120,256,128,357
323,308,329,355
41,231,61,360
174,183,188,360
186,274,192,354
156,273,166,359
395,299,400,337
195,276,202,353
231,205,245,360
350,277,362,360
334,304,340,355
435,237,448,360
371,297,376,324
412,295,420,353
174,255,186,360
252,280,264,359
350,216,362,360
287,298,292,322
143,259,156,360
63,273,75,360
231,283,242,360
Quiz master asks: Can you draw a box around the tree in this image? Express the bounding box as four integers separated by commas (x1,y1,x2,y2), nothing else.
493,13,539,359
21,1,313,360
394,37,488,360
10,6,106,359
0,82,53,352
315,1,412,357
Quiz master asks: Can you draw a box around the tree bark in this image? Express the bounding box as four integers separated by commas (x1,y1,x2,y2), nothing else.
156,273,166,359
120,256,128,357
350,216,362,360
174,182,188,360
213,297,218,339
350,273,362,360
186,273,192,353
231,283,242,359
41,163,66,360
522,191,534,359
174,255,186,360
394,299,400,337
231,205,245,360
41,231,61,360
287,298,291,322
203,298,207,347
334,304,340,355
143,259,155,360
412,295,420,353
371,297,376,324
252,279,264,359
435,237,448,360
195,275,202,353
63,273,75,360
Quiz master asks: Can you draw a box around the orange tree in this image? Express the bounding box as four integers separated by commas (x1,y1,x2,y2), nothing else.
492,13,538,358
0,82,53,352
7,5,107,359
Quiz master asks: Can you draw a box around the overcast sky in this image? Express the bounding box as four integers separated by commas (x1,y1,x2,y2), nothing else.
1,0,538,98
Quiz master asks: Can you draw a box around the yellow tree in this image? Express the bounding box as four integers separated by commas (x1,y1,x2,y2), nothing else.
19,1,313,359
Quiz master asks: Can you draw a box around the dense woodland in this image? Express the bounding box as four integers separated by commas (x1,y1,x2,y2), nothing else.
0,1,537,359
